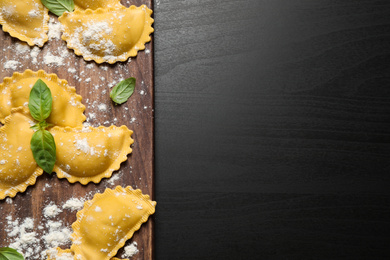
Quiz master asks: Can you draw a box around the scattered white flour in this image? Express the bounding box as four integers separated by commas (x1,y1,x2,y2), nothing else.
4,60,20,70
68,67,76,73
30,46,41,64
28,9,40,18
44,203,62,218
5,203,71,259
75,138,91,154
42,220,72,249
62,198,85,211
63,20,128,63
48,18,62,40
15,43,30,54
44,51,64,66
123,242,139,258
6,216,39,258
46,248,74,260
98,103,107,111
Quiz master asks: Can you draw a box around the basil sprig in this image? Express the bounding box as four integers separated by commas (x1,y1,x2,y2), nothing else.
29,80,56,174
41,0,74,16
28,79,52,122
110,77,136,105
0,247,25,260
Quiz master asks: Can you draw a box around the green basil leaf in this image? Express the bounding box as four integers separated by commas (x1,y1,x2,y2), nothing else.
30,121,52,131
0,247,24,260
28,79,52,122
30,129,56,174
41,0,74,17
38,120,52,129
30,124,41,131
110,77,136,105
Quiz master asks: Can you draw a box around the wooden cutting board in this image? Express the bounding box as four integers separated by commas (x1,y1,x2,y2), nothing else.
0,0,154,259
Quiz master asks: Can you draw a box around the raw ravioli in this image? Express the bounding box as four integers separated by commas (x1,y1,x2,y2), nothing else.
59,5,154,63
74,0,122,11
71,186,156,260
0,0,49,46
51,125,133,184
0,109,43,199
0,70,86,127
46,247,128,260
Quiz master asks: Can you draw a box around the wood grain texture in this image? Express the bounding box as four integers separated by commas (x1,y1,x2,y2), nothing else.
154,0,390,259
0,0,154,259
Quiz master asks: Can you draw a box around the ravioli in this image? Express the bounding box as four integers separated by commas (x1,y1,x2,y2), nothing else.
51,125,133,184
0,0,49,46
74,0,122,11
59,5,154,63
0,109,43,200
46,247,128,260
0,71,134,197
0,70,86,127
71,186,156,260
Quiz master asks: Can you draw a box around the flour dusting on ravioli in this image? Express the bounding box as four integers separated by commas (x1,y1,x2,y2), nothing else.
59,5,154,64
0,0,49,46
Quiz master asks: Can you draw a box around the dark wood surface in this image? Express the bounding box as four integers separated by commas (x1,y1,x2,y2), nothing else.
154,0,390,259
0,0,154,259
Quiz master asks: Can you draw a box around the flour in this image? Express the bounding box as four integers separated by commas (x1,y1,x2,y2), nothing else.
28,9,39,18
48,18,62,40
3,197,89,259
4,60,20,70
30,46,41,64
98,103,107,112
75,138,91,154
15,43,30,54
123,241,139,258
68,67,76,73
43,51,64,66
63,20,130,63
43,203,62,218
62,198,85,211
46,248,74,260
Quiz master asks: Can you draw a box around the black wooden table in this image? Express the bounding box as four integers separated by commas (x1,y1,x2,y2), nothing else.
154,0,390,259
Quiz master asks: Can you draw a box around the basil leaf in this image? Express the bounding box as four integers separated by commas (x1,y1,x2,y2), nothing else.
30,124,41,131
30,121,51,131
0,247,24,260
30,129,56,174
28,79,52,122
110,77,136,105
41,0,74,17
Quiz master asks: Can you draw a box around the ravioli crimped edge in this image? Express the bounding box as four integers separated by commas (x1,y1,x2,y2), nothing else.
70,186,156,259
74,0,123,11
0,69,86,126
46,247,129,260
51,125,134,185
0,108,43,200
0,2,49,46
59,5,154,64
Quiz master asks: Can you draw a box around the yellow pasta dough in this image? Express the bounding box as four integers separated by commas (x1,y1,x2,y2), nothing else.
59,5,154,63
74,0,122,11
0,70,134,196
51,125,133,184
71,186,156,260
46,247,128,260
0,109,42,200
0,0,49,46
0,70,86,127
